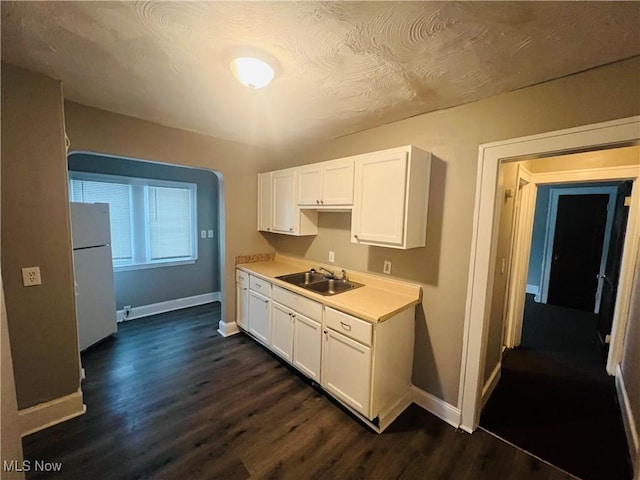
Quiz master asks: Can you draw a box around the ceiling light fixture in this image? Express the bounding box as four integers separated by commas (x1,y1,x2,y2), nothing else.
230,57,274,89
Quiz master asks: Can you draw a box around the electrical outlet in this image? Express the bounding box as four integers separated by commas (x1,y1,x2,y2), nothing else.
383,261,392,275
22,267,42,286
201,230,207,239
329,251,335,263
208,230,214,238
123,305,132,319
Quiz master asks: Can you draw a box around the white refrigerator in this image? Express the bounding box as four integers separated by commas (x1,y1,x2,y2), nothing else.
70,202,117,351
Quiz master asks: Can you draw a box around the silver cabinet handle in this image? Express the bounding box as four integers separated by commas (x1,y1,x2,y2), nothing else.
340,321,352,331
289,227,294,231
354,234,359,239
316,199,319,205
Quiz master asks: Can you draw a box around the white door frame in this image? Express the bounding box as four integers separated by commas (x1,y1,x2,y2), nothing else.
458,115,640,433
538,186,617,312
503,165,535,349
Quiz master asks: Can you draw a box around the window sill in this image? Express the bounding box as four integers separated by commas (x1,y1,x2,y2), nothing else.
114,259,196,272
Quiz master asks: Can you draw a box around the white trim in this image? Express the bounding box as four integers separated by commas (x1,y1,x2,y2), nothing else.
217,319,240,337
504,166,536,349
526,284,539,295
116,292,220,322
19,390,86,437
460,115,640,433
378,389,414,432
538,186,617,311
481,362,502,409
411,385,461,430
616,364,639,468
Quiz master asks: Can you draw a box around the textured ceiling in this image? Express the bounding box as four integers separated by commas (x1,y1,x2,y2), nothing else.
2,2,639,148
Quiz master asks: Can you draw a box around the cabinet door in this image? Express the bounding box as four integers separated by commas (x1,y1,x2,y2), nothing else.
248,290,270,345
322,328,372,417
293,314,321,381
297,164,322,206
272,170,295,233
271,302,294,362
236,283,249,330
352,152,407,246
257,172,273,232
322,158,354,206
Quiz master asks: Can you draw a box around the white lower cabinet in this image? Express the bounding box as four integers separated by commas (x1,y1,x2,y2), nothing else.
248,290,270,345
293,313,322,381
322,327,372,415
237,269,415,432
236,271,249,330
270,302,295,362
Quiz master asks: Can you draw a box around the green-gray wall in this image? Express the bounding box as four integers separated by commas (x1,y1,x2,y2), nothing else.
68,153,220,309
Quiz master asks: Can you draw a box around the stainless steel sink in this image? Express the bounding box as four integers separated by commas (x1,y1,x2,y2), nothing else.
302,278,363,296
276,270,364,296
276,270,326,286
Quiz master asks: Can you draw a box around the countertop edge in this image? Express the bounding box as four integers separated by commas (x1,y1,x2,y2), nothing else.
237,261,421,323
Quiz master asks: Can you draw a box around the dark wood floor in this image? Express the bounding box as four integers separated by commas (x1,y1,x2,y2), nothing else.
23,303,575,480
481,295,632,480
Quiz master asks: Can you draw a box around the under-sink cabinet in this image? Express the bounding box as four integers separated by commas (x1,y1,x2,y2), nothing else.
272,285,323,381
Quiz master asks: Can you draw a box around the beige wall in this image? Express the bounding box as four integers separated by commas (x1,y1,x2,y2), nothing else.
1,284,25,480
266,56,640,405
63,102,277,330
1,64,80,409
622,240,640,458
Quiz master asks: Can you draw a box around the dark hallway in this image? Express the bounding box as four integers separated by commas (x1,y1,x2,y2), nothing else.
480,295,633,480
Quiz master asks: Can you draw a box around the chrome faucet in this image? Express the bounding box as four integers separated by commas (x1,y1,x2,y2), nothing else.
341,269,348,281
319,266,335,278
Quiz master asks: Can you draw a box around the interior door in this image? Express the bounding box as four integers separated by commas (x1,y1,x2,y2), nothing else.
547,194,609,311
597,181,632,350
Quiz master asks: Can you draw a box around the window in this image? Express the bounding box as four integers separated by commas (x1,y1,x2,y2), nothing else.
69,172,197,270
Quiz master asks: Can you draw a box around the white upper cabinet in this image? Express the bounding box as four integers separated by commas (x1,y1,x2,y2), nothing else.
272,169,295,233
351,146,431,249
257,172,272,232
259,168,318,236
297,164,323,206
258,145,429,246
297,157,354,207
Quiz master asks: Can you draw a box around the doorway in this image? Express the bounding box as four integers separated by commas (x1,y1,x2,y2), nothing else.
481,177,634,480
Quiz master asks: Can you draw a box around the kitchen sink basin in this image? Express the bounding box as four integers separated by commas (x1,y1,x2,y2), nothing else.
303,278,363,296
276,270,326,286
276,270,364,296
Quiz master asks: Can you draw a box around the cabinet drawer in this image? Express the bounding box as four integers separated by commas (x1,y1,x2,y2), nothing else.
236,269,249,285
325,307,372,346
273,285,322,322
249,275,271,295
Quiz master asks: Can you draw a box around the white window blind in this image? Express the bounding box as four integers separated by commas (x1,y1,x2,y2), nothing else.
69,173,198,270
70,179,133,262
148,186,193,260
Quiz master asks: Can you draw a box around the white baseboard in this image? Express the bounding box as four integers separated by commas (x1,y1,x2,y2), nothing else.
482,362,502,409
411,385,461,429
378,389,413,433
19,390,86,437
615,365,639,469
217,319,240,337
526,284,539,295
117,292,220,322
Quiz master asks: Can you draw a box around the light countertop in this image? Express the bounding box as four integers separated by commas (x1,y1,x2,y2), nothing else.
237,255,421,323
